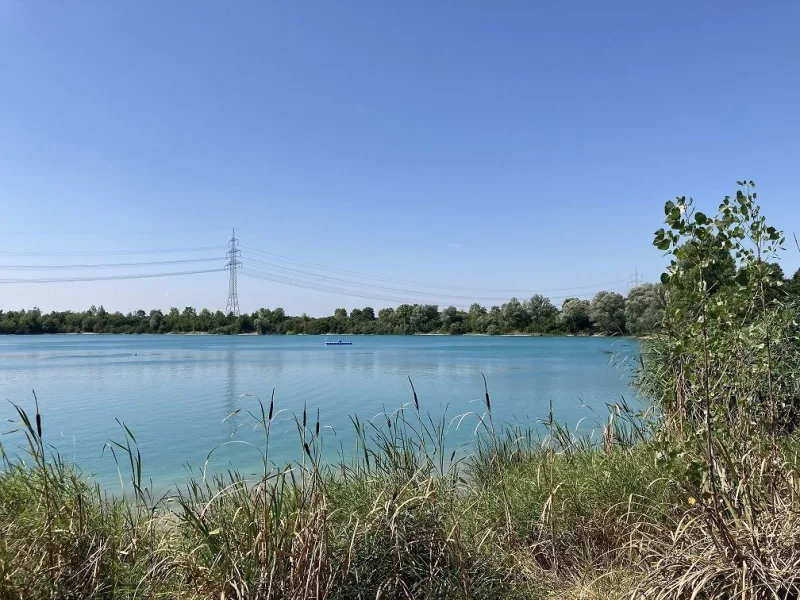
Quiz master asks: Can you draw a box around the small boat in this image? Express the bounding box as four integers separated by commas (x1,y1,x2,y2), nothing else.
325,337,352,346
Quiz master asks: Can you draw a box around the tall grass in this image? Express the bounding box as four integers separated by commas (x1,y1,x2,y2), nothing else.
4,372,800,598
1,377,682,600
0,400,177,599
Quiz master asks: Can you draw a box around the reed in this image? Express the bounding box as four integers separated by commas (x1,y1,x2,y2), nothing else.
1,372,798,599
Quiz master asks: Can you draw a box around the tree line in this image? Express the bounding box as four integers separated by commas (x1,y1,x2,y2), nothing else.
1,272,797,337
1,283,661,336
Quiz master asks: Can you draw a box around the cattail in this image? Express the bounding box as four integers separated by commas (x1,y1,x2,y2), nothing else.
482,373,491,412
315,408,320,436
303,403,307,429
387,418,392,429
408,376,419,411
33,390,42,438
268,389,275,420
450,450,456,463
304,443,311,458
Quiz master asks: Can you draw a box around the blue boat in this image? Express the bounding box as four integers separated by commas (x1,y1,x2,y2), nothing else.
325,338,352,346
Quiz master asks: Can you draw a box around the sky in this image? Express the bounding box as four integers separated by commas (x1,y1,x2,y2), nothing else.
1,1,799,315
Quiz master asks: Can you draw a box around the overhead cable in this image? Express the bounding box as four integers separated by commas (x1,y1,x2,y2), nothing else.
242,256,624,302
0,257,224,270
241,245,627,294
0,268,226,284
0,245,227,257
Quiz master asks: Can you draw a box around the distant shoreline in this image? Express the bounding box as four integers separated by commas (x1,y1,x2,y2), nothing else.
2,331,622,338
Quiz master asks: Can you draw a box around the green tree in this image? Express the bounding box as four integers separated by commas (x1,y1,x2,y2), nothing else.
20,308,43,334
238,314,254,333
624,283,665,336
561,298,590,334
440,306,465,333
666,237,737,304
524,294,558,332
411,304,440,333
149,310,163,332
787,267,800,299
589,291,626,334
484,306,504,335
394,304,414,333
736,261,785,304
502,297,530,332
650,182,799,428
467,303,487,332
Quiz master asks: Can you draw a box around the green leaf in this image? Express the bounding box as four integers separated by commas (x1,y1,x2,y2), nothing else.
735,270,749,286
694,212,707,225
660,272,671,285
664,200,676,216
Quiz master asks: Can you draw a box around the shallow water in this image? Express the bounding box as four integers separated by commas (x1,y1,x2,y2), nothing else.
0,335,640,490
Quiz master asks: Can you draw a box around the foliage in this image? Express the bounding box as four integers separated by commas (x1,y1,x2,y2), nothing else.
589,291,626,335
631,180,800,599
1,288,668,337
787,267,800,297
524,294,560,333
560,298,591,334
624,283,665,336
647,181,800,428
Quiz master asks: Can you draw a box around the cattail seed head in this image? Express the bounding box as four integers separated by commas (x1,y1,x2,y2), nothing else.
482,373,491,412
408,376,419,411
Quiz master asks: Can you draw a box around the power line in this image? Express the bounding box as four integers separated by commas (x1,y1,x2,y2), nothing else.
242,255,626,302
241,245,627,293
241,267,610,307
0,257,224,270
0,245,227,257
241,269,466,307
0,268,225,285
243,258,514,302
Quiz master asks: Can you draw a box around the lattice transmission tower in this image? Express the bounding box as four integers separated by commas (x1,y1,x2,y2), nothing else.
225,228,242,316
628,267,642,288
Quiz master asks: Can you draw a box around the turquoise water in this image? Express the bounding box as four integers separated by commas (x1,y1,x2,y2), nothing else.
0,335,640,490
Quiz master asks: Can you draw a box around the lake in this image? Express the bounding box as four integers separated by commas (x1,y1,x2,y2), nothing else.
0,335,640,491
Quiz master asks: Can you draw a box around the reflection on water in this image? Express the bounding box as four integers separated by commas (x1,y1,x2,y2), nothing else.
0,335,640,491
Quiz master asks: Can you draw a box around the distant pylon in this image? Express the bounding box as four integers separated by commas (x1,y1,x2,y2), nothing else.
628,267,642,288
225,228,242,316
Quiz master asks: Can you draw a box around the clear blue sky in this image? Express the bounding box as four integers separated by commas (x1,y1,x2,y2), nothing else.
1,1,799,315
